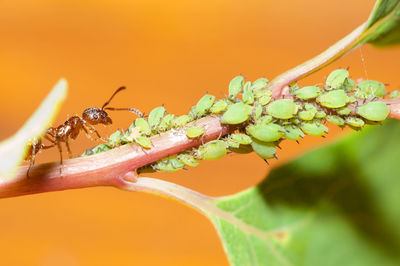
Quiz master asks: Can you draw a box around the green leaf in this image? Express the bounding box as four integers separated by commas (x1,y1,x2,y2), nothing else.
209,119,400,265
364,0,400,45
0,79,67,181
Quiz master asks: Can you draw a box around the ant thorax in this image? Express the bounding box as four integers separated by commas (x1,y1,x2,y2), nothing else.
82,108,112,125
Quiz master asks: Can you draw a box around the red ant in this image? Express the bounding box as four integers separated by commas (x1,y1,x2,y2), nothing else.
25,86,142,176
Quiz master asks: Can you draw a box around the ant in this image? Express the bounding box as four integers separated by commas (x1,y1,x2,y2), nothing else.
25,86,142,176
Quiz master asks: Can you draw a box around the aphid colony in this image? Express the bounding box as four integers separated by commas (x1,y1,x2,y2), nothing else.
82,69,393,173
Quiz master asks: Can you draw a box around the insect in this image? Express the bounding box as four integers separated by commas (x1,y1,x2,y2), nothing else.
266,99,298,119
221,102,252,125
24,86,142,176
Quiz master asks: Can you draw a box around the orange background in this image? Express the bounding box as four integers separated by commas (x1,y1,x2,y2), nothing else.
0,0,399,265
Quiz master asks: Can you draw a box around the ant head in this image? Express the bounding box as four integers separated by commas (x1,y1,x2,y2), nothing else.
82,108,112,125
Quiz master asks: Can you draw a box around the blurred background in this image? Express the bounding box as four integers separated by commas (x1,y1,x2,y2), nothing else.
0,0,399,265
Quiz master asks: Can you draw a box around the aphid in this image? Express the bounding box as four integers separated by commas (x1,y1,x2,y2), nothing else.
230,133,252,145
172,115,192,128
300,121,328,136
293,86,322,100
220,102,253,124
250,77,269,91
133,118,151,136
148,106,166,130
107,130,124,148
196,140,227,160
252,103,263,121
389,90,400,99
266,99,298,119
344,78,355,92
316,90,348,108
250,139,277,160
154,156,185,172
337,107,351,116
354,80,386,99
258,95,272,106
256,115,273,125
228,75,244,98
210,99,229,114
81,143,111,157
226,138,240,148
254,87,272,99
24,86,142,175
283,126,305,141
194,94,215,117
246,123,283,142
324,69,349,90
177,154,199,167
186,126,205,139
158,114,175,132
314,111,327,119
346,117,365,128
242,87,255,105
298,110,315,121
356,101,390,121
326,115,345,126
135,135,152,149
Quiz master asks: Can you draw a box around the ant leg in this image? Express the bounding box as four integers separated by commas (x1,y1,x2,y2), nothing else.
27,144,38,178
85,124,107,142
56,142,63,175
65,140,73,159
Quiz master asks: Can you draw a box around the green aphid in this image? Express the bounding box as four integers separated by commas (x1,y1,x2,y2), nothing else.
337,107,351,116
243,81,252,92
135,135,152,149
298,110,315,121
325,69,349,90
254,88,272,99
177,154,199,167
195,94,215,117
346,117,365,128
347,95,357,103
283,126,305,141
293,86,322,100
257,115,273,125
230,133,252,145
242,87,255,105
389,90,400,99
229,144,253,154
300,121,328,136
304,103,317,112
210,99,229,114
344,78,355,92
133,118,151,136
356,101,390,121
354,80,386,99
228,75,244,98
246,123,283,142
81,143,111,157
186,126,205,139
251,77,269,91
221,102,252,124
252,103,263,121
172,115,192,128
154,156,185,172
197,140,227,160
314,111,327,119
251,139,276,160
326,115,345,126
148,106,166,129
226,138,240,148
108,130,124,147
316,90,348,108
289,83,300,94
158,114,175,132
267,99,298,119
258,95,272,106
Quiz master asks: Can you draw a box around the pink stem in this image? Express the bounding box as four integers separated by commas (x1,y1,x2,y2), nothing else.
0,116,230,199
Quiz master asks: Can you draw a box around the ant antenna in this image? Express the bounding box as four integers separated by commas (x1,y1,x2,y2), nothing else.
102,86,126,110
102,86,144,117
